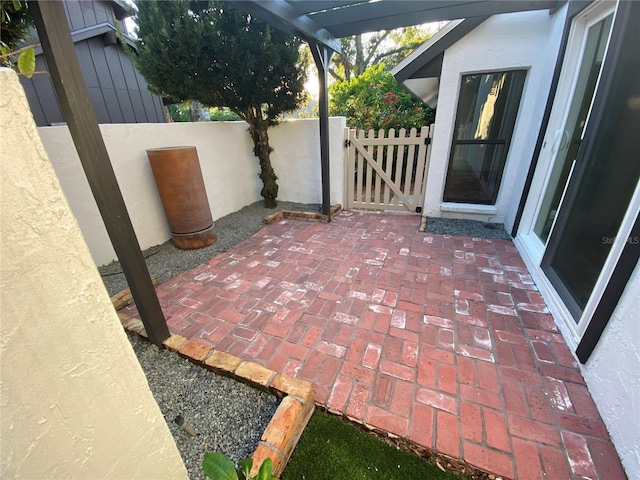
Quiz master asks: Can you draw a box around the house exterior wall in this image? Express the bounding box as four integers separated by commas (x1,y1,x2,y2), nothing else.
579,260,640,478
0,68,188,479
63,0,119,29
37,117,347,265
423,7,567,232
20,0,166,126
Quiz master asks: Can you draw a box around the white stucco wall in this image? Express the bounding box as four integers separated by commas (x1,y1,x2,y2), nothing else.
423,7,567,231
580,261,640,478
38,117,346,265
0,68,188,479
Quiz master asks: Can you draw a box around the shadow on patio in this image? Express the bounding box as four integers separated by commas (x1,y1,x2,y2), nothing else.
123,210,625,480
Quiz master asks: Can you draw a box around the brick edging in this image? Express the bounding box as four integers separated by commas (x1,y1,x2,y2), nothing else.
263,204,342,225
121,315,314,478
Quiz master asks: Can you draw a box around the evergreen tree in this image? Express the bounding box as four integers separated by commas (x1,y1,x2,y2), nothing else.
1,0,31,52
132,0,306,207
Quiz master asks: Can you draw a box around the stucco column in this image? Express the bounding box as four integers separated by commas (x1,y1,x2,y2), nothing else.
0,67,187,479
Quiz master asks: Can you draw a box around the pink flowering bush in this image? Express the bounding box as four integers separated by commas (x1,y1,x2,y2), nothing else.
329,64,434,132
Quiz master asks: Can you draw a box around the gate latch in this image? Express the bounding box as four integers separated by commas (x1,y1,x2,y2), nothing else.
344,139,351,148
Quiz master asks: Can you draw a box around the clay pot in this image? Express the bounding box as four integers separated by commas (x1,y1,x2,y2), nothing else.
147,146,216,249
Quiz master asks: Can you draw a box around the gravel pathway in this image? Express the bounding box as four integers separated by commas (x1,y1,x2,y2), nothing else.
129,333,280,480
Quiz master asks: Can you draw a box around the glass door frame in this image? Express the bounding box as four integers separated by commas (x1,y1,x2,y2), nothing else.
517,1,616,268
515,0,622,344
541,0,640,340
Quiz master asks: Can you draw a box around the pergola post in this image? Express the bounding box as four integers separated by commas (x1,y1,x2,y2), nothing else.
31,1,170,346
310,42,334,217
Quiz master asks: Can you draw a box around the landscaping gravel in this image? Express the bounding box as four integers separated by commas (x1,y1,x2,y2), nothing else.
100,201,320,296
129,333,280,480
423,217,512,240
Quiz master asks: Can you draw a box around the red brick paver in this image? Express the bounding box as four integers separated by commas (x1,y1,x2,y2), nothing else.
125,211,626,480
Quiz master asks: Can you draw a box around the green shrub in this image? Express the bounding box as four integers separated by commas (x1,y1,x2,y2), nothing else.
330,63,434,131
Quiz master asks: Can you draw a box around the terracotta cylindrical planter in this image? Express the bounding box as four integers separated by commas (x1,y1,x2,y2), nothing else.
147,146,216,250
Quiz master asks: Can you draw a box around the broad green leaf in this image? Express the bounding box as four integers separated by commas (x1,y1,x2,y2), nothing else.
202,452,238,480
17,47,35,78
237,458,252,480
255,458,275,480
0,45,11,56
12,0,22,11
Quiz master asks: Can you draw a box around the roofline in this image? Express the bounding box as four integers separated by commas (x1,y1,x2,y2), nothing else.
32,22,137,56
110,0,132,21
392,16,488,83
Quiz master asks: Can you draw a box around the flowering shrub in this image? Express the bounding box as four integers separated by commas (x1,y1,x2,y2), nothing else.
329,64,435,132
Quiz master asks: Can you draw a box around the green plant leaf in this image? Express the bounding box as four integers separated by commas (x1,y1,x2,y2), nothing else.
12,0,22,11
202,452,239,480
17,47,35,78
255,458,275,480
237,458,253,480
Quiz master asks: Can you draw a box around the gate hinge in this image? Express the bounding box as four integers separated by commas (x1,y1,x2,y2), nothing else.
344,139,351,148
424,138,431,145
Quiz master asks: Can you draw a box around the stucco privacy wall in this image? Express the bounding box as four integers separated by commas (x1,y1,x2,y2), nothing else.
423,7,567,231
580,260,640,478
37,117,347,265
0,68,188,479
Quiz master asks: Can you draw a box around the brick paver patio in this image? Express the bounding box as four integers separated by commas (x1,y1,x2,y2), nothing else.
124,210,626,480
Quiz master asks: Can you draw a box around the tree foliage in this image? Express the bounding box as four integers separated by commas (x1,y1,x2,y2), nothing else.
330,64,434,132
332,26,430,82
132,0,307,207
0,0,36,77
0,0,31,51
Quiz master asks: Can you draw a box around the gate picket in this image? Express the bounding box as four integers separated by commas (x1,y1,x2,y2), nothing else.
345,125,432,213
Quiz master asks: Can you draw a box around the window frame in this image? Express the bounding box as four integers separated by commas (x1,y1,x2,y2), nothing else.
443,69,527,205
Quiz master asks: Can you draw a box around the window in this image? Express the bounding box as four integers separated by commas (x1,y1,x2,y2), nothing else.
443,70,526,204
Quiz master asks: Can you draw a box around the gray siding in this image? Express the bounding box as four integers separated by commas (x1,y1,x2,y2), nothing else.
21,0,166,126
63,1,117,30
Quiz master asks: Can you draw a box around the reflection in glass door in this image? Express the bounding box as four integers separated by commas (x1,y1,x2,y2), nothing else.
533,14,613,242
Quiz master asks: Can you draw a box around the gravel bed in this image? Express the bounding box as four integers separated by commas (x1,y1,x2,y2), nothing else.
100,201,320,296
129,333,280,480
423,217,512,240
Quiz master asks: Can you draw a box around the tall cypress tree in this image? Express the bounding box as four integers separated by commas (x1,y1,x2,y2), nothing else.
132,0,307,208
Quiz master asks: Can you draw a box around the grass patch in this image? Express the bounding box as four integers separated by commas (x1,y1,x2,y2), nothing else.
281,411,466,480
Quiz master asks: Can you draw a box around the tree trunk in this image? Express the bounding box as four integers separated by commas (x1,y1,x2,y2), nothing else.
246,112,278,208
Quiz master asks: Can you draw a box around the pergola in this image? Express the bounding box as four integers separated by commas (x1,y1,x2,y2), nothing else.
31,0,563,345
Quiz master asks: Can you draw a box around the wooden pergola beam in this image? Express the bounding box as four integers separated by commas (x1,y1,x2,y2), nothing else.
227,0,341,53
309,42,334,217
31,0,170,346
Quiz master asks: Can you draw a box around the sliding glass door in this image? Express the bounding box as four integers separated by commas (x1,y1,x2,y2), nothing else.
542,2,640,322
533,14,612,242
517,0,640,340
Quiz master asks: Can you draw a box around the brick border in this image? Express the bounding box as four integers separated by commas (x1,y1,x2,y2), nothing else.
263,204,342,225
121,316,314,478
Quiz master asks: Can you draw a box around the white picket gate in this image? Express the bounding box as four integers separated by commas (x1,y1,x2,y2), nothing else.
344,126,433,213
